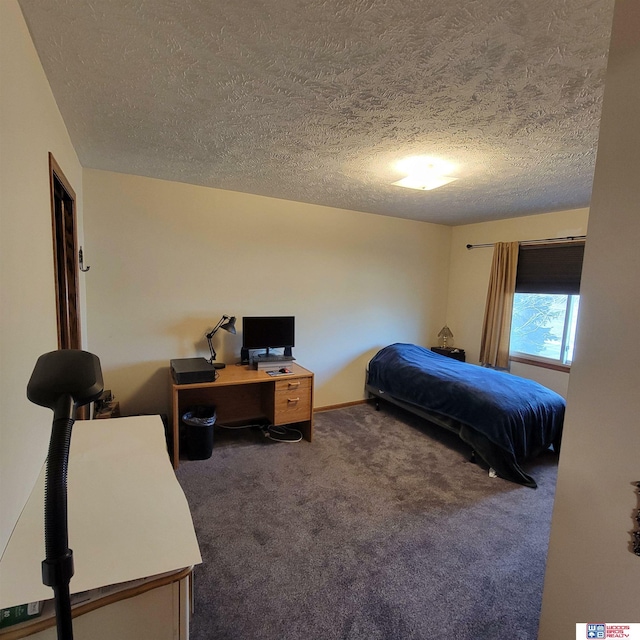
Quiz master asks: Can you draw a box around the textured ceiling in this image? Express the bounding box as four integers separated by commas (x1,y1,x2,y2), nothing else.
18,0,614,225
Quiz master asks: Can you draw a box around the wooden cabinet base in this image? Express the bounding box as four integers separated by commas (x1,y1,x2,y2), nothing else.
0,568,193,640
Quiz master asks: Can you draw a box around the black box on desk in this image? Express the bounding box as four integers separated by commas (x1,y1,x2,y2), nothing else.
170,358,217,384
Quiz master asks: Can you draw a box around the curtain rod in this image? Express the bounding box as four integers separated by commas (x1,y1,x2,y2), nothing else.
466,235,586,250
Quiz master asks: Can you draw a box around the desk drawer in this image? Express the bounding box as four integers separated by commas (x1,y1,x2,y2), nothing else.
274,378,311,425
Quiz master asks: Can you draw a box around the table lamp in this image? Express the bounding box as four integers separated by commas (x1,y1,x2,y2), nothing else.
206,315,236,368
437,325,454,348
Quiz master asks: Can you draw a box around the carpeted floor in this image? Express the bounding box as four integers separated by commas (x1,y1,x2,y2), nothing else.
176,402,558,640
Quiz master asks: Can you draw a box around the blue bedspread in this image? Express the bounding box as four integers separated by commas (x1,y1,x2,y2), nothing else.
367,344,565,485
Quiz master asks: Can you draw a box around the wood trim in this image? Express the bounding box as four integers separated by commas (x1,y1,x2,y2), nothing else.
48,152,81,351
49,154,89,418
509,355,570,373
314,399,367,413
49,153,66,349
0,567,193,640
49,153,76,201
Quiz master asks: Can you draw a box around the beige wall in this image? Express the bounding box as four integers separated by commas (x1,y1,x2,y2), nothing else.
446,208,589,396
6,0,638,627
539,0,640,634
82,169,452,415
0,1,85,553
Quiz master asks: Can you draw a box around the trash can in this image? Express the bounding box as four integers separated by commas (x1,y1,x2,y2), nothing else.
182,406,216,460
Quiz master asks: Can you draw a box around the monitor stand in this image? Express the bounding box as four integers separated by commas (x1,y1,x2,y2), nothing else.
253,354,293,363
246,347,295,364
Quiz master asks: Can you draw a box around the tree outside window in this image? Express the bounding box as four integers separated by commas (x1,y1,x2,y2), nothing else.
510,293,580,365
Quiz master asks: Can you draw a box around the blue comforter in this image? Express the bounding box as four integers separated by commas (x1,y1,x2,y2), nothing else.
367,343,565,486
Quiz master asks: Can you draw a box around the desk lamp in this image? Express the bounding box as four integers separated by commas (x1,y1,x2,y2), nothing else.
27,349,104,640
206,315,236,369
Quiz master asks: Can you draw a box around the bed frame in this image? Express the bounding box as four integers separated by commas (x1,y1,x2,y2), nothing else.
365,383,479,464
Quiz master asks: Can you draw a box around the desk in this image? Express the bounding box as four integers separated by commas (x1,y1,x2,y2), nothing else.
0,416,201,639
171,363,314,469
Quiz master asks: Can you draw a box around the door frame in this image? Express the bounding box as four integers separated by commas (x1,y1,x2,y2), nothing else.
48,152,82,350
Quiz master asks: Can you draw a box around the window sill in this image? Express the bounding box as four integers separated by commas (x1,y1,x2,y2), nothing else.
509,355,571,373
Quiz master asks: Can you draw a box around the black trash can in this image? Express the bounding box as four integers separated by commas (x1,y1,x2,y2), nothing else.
183,406,216,460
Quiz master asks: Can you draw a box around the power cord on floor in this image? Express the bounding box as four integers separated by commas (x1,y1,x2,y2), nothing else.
217,423,262,430
217,422,303,443
263,424,302,443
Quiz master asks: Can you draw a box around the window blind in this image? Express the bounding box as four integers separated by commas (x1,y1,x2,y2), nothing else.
515,241,585,295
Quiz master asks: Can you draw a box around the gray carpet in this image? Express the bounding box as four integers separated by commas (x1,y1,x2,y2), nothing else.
176,403,558,640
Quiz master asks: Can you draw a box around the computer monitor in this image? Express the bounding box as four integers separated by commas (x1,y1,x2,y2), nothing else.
241,316,295,359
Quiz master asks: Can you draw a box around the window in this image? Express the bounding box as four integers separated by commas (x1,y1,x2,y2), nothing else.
510,293,580,365
509,242,584,369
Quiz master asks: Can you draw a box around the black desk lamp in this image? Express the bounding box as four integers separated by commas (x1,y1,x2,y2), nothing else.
206,315,236,369
27,350,104,640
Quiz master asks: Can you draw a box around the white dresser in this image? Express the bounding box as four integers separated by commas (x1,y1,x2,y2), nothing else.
0,416,201,639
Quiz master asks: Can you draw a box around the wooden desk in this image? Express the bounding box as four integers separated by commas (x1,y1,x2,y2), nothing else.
171,363,314,469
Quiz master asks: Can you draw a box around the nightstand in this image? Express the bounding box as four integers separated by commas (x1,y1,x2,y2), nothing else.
431,346,466,362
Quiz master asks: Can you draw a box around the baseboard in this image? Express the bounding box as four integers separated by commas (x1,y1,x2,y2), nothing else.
314,399,367,413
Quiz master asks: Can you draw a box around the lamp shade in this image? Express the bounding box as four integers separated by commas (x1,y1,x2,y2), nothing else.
220,316,236,334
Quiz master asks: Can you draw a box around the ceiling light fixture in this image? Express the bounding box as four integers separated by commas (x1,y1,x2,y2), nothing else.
392,174,458,191
392,155,458,191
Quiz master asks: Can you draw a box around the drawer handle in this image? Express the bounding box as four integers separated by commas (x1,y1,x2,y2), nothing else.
287,397,300,404
288,381,301,388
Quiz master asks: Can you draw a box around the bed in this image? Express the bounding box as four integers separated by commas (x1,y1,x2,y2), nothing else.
366,343,565,488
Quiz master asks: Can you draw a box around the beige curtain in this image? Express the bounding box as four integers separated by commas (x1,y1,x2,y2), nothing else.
479,241,519,368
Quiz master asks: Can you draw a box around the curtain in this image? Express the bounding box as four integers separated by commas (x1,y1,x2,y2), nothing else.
479,241,519,368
